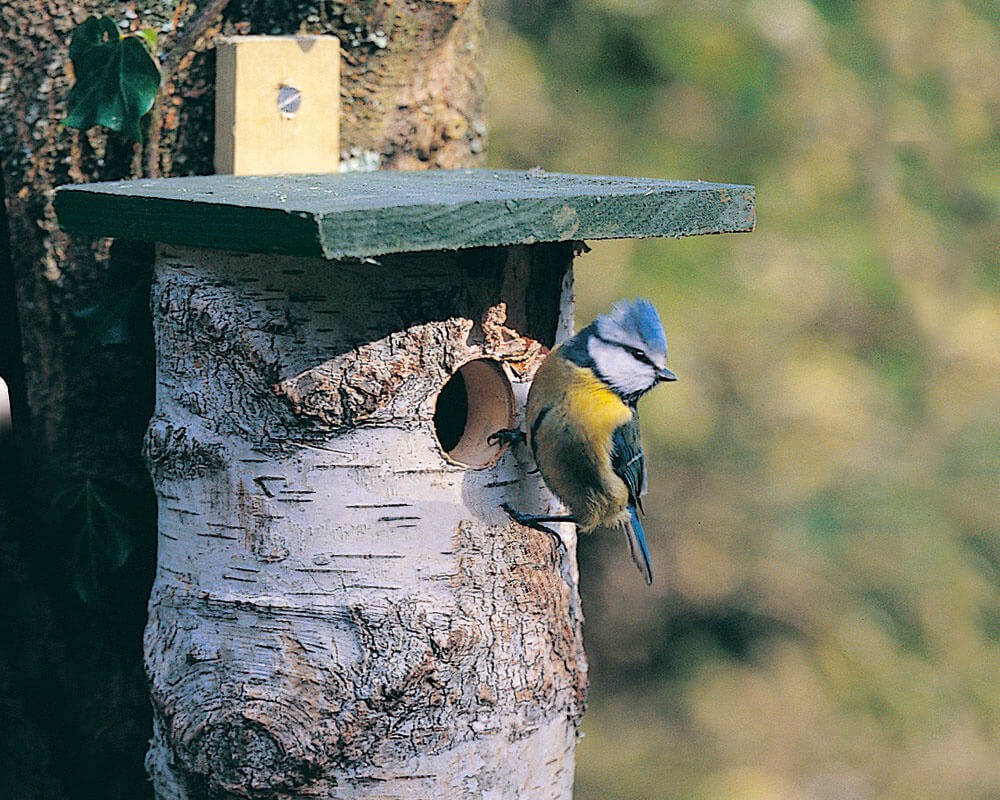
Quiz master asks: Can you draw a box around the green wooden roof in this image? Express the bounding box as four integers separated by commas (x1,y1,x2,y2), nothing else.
54,169,754,260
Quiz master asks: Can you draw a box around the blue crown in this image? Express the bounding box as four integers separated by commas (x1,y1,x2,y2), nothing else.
605,298,667,353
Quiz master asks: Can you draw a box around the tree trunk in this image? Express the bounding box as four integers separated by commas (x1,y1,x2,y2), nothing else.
0,2,501,798
142,243,585,798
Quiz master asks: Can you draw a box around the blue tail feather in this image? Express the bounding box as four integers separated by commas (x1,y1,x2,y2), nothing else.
625,505,653,585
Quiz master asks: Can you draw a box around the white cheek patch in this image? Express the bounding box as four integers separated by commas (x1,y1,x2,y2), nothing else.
587,337,654,397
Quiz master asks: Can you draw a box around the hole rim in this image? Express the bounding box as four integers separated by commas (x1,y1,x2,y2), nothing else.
432,357,515,470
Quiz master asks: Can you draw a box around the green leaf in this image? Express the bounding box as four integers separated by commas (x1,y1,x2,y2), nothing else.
65,16,161,142
74,240,155,350
136,27,159,52
50,476,142,602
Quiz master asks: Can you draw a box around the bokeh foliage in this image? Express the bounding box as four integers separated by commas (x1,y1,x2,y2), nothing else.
485,1,1000,797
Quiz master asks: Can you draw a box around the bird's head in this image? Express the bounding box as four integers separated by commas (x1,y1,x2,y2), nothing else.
585,298,676,403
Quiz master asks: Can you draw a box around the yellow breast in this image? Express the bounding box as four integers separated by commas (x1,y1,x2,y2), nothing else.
525,350,633,530
526,351,632,531
562,364,632,450
528,347,632,444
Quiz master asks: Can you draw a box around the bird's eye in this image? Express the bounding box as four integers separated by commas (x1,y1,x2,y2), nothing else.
624,345,652,365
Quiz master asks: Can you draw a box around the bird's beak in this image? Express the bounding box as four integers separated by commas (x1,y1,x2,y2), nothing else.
657,366,678,383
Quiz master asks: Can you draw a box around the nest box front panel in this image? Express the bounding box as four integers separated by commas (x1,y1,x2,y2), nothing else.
143,242,586,795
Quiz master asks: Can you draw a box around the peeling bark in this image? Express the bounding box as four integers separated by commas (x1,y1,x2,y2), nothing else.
143,243,585,798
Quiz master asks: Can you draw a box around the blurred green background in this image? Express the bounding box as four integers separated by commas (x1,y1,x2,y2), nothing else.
483,1,1000,798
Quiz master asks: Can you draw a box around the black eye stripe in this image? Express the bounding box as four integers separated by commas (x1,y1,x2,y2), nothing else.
624,345,653,366
594,332,656,367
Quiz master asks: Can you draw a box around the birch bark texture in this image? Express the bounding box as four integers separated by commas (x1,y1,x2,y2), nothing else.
141,242,587,799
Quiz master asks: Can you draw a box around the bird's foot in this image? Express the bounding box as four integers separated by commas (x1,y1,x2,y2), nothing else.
500,503,571,554
487,428,526,447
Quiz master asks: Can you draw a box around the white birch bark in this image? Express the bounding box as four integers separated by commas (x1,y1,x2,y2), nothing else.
142,243,585,798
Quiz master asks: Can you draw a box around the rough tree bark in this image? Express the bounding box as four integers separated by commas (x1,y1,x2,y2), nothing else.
142,243,585,798
0,2,496,798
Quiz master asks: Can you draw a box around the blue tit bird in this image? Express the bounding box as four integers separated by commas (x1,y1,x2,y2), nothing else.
496,298,677,585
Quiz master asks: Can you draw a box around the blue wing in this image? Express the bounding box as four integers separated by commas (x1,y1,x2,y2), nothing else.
612,411,646,513
626,506,652,585
612,412,652,584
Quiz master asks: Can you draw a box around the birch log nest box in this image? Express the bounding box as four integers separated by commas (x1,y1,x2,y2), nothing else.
54,169,754,800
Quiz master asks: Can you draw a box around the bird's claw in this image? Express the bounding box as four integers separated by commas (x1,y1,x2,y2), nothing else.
501,503,567,554
501,501,539,527
487,428,526,447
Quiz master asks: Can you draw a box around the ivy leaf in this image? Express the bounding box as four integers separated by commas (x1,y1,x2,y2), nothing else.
74,240,155,349
135,27,159,53
50,475,151,602
65,16,161,142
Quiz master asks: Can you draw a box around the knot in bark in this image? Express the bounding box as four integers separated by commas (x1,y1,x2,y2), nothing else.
178,705,320,797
